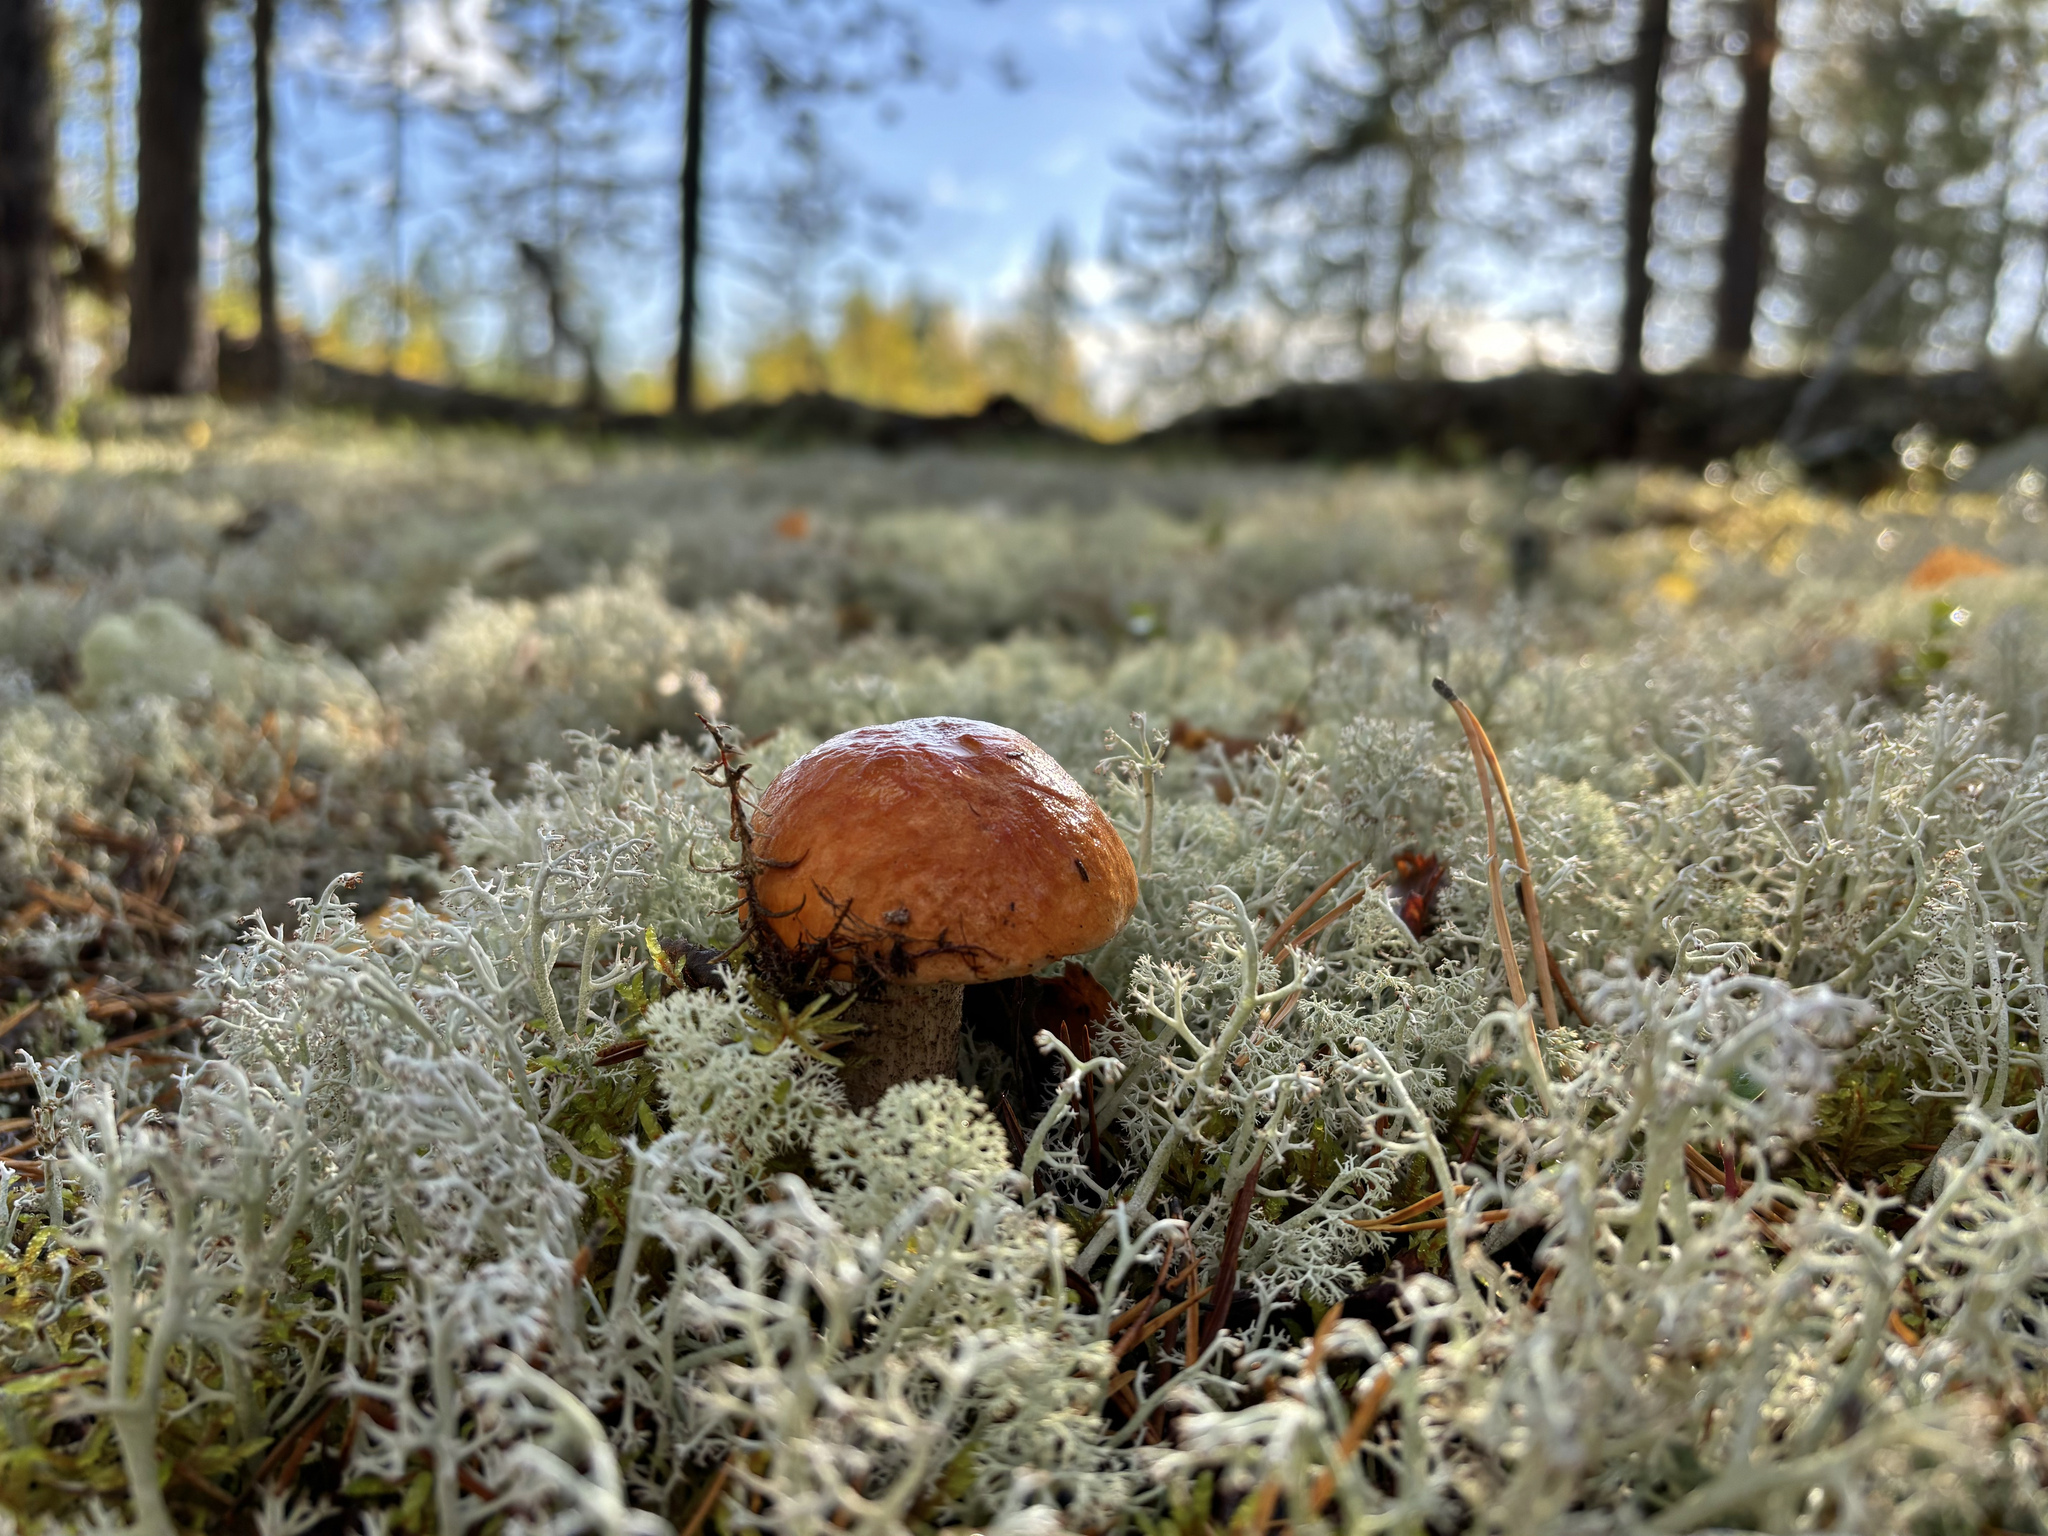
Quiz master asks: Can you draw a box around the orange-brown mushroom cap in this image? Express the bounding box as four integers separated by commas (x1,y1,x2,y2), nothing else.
749,717,1138,984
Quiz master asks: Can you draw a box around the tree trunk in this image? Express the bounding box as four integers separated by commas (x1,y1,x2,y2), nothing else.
126,0,213,395
1712,0,1777,368
384,0,406,372
1613,0,1669,453
0,0,62,423
674,0,711,416
251,0,283,394
1618,0,1668,379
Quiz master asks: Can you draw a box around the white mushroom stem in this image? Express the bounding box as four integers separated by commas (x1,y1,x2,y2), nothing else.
838,981,965,1110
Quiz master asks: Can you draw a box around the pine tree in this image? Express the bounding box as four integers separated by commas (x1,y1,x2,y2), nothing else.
0,0,62,421
1107,0,1279,413
672,0,930,417
1711,0,1776,364
1618,0,1671,384
981,226,1104,429
1280,0,1486,377
250,0,285,394
125,0,212,394
1774,0,2033,366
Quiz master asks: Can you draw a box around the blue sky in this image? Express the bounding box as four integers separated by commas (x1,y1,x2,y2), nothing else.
255,0,1351,383
803,2,1342,317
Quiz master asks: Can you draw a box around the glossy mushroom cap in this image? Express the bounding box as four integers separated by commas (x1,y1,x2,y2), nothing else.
750,717,1138,984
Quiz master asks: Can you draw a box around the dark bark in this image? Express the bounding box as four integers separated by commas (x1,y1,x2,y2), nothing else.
0,0,61,423
674,0,711,416
384,0,405,371
1712,0,1777,367
1613,0,1670,453
1617,0,1668,380
126,0,213,395
251,0,284,394
517,240,605,409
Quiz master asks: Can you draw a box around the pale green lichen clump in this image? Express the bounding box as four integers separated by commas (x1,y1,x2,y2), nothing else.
8,412,2048,1531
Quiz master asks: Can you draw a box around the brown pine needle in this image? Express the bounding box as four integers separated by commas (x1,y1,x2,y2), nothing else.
1199,1151,1264,1355
1264,860,1364,955
1465,702,1565,1036
1110,1266,1172,1353
1288,891,1368,952
678,1459,733,1536
1307,1358,1403,1515
1349,1184,1473,1228
1436,680,1528,1010
1246,1477,1282,1536
1348,1208,1513,1234
1112,1284,1214,1358
1434,677,1562,1036
1249,890,1369,1046
0,999,39,1045
1302,1297,1348,1375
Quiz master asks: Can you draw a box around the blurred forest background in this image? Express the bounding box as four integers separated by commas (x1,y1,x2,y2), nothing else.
1,0,2046,442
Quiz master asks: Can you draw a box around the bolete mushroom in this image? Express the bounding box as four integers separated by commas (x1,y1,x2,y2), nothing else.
749,716,1138,1108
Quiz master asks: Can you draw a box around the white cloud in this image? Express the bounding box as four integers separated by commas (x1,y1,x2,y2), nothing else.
1037,136,1092,178
297,255,348,326
927,170,1008,215
1432,312,1603,379
402,0,543,109
296,0,541,112
1050,5,1128,47
1070,258,1118,308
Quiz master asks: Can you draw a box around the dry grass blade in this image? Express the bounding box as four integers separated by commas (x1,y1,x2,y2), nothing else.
1545,944,1592,1028
1199,1150,1264,1355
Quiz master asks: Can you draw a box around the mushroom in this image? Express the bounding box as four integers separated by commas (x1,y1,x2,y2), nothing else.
748,716,1138,1108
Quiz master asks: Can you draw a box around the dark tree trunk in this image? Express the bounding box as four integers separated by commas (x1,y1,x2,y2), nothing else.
1613,0,1670,453
127,0,213,395
0,0,62,423
1617,0,1668,380
251,0,284,394
384,0,405,371
674,0,711,416
1712,0,1777,367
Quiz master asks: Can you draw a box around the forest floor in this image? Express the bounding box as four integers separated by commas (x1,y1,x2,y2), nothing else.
5,403,2048,1533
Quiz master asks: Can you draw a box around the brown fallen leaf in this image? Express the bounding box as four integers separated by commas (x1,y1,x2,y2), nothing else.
1907,544,2007,590
1390,850,1447,939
